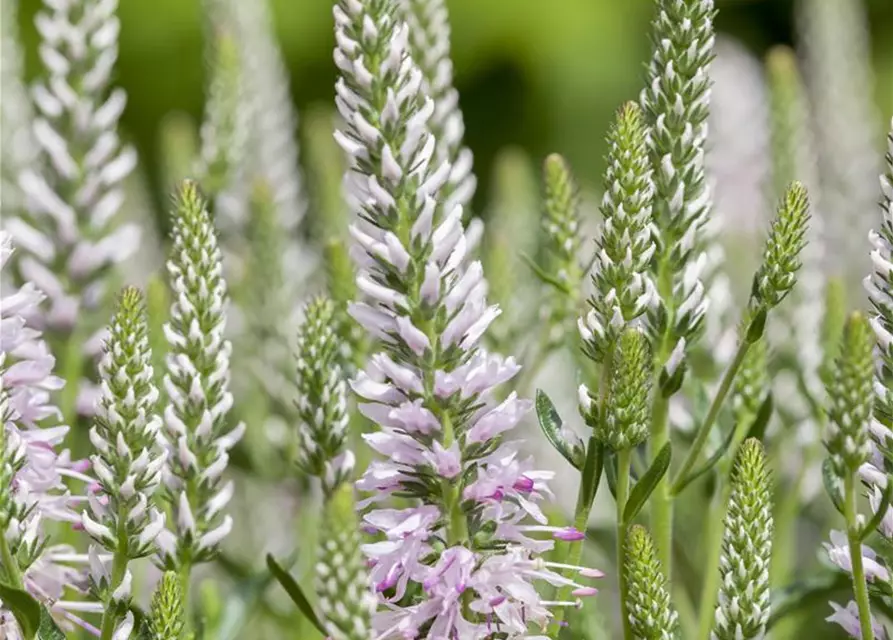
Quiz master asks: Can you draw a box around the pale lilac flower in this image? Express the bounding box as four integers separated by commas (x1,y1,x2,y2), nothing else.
0,232,96,635
334,0,601,635
827,601,889,639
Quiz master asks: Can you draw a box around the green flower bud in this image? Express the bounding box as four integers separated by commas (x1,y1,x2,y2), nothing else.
294,297,351,495
713,439,773,640
538,153,583,342
750,182,810,310
825,312,875,479
150,572,185,640
625,525,679,640
594,328,653,451
315,484,375,640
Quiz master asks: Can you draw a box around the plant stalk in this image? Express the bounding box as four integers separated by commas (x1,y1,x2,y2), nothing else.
671,338,752,493
616,448,633,640
0,534,23,588
649,392,672,576
844,473,875,640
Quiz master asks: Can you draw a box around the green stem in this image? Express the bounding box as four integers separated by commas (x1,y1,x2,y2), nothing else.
844,473,875,640
616,448,633,640
695,480,731,639
99,543,129,640
0,535,23,588
441,413,468,546
671,338,752,494
180,563,193,636
649,392,672,576
552,353,615,632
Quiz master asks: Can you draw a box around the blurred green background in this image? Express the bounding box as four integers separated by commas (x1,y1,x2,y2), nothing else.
14,0,893,216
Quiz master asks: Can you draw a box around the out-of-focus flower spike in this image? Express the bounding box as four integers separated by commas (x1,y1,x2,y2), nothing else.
765,46,826,399
12,0,139,332
149,571,185,640
197,26,244,202
796,0,879,285
731,319,769,429
315,484,375,640
305,107,349,242
536,154,584,346
0,0,38,221
625,525,680,640
159,181,242,572
398,0,476,213
712,439,773,640
294,297,352,496
825,313,875,482
581,102,656,364
159,112,201,191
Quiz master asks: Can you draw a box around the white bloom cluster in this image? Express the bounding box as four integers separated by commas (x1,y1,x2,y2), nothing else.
9,0,139,330
641,0,715,356
81,286,167,635
157,182,244,570
399,0,476,213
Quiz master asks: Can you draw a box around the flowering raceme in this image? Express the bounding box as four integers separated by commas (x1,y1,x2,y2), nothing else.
0,232,95,636
333,0,600,636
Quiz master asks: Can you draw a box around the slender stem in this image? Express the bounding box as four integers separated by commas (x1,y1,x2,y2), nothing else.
696,480,730,639
649,392,672,576
441,413,468,545
616,448,633,640
671,338,752,494
179,563,192,635
552,351,615,632
99,516,130,640
844,474,875,640
0,535,23,588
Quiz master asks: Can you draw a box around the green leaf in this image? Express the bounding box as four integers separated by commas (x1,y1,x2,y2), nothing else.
521,254,572,294
822,458,844,514
36,608,66,640
623,442,671,523
535,390,585,470
0,581,41,639
603,449,617,501
745,308,768,342
578,438,605,512
861,478,893,542
265,555,327,636
671,426,736,497
745,393,774,442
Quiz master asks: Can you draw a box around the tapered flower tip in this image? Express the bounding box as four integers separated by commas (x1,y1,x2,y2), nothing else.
751,180,810,310
765,45,798,79
150,571,185,640
625,524,679,640
825,312,875,477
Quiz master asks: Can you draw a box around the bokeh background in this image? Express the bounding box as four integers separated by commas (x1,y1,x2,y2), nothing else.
13,0,893,223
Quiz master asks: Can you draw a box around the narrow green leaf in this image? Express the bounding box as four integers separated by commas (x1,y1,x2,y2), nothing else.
265,555,327,636
745,393,774,442
535,390,585,470
521,254,572,294
603,449,617,501
578,438,605,511
624,442,671,523
37,608,66,640
671,427,737,497
0,582,41,639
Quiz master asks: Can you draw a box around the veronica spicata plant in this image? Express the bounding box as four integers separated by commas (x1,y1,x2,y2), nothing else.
333,0,601,635
156,181,243,586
